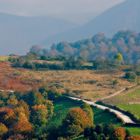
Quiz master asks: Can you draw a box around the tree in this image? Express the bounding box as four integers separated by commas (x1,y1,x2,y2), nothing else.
32,104,48,127
114,53,123,64
81,102,94,125
95,124,103,134
7,95,18,106
124,72,137,82
103,124,115,137
64,57,83,69
25,91,45,106
31,104,48,138
113,127,126,140
0,123,8,136
13,112,32,133
45,100,54,119
60,108,92,137
0,107,15,127
17,100,30,119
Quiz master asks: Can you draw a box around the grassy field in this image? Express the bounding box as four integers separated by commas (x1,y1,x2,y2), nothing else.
0,62,134,101
118,104,140,120
0,56,9,62
47,97,121,129
125,127,140,136
103,87,140,120
47,97,140,136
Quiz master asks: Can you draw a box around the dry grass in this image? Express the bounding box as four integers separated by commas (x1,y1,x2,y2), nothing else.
0,62,134,100
103,86,140,105
0,56,9,62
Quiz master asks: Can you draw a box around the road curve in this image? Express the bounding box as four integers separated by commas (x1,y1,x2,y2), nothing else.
0,89,135,124
69,96,135,124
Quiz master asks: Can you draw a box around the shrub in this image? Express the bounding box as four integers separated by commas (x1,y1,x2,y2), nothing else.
124,72,137,82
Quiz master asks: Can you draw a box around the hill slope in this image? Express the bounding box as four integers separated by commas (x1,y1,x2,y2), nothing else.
0,13,76,54
44,0,140,44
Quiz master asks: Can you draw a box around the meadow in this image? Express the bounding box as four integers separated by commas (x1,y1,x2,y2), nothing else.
48,97,140,136
0,62,134,101
0,56,9,62
103,87,140,120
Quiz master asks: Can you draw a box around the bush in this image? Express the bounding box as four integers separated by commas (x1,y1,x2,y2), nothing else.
124,72,137,82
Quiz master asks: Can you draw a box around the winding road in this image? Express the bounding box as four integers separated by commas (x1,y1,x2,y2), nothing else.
0,88,136,124
69,96,135,124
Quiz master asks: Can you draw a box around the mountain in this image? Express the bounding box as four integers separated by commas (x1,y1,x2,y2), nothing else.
44,0,140,45
0,13,76,54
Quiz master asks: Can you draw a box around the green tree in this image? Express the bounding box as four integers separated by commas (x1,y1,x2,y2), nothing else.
31,104,48,138
114,53,123,64
81,102,94,125
124,72,137,82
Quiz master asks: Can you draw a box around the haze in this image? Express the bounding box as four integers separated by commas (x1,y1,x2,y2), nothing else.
0,0,125,24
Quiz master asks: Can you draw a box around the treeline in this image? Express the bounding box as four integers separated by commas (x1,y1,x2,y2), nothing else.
9,54,123,71
30,30,140,64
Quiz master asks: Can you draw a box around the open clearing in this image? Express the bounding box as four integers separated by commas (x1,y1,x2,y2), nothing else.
47,97,121,129
103,87,140,120
48,97,140,136
0,62,133,101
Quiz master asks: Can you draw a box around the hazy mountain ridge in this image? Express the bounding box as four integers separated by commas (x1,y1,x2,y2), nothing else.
0,13,76,54
44,0,140,45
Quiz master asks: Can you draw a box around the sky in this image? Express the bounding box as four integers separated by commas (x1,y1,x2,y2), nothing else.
0,0,126,24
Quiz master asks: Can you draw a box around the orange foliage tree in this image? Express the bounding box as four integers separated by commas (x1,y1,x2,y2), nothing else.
61,108,93,137
13,112,32,133
113,127,126,140
0,123,8,136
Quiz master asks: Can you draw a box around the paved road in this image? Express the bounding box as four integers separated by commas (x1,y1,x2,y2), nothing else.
0,88,136,124
69,96,135,124
0,89,14,93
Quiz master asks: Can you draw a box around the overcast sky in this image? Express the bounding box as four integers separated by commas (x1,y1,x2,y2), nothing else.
0,0,125,24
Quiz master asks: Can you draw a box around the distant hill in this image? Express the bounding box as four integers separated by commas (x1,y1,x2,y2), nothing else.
0,13,76,54
44,0,140,44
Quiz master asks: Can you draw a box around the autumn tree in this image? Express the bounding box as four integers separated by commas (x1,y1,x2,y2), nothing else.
60,108,93,137
13,112,32,133
81,102,94,125
17,100,30,119
7,95,18,106
24,91,45,106
113,127,126,140
0,107,15,127
0,123,8,136
31,104,48,138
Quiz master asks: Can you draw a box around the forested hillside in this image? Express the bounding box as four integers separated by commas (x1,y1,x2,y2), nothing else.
31,31,140,64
